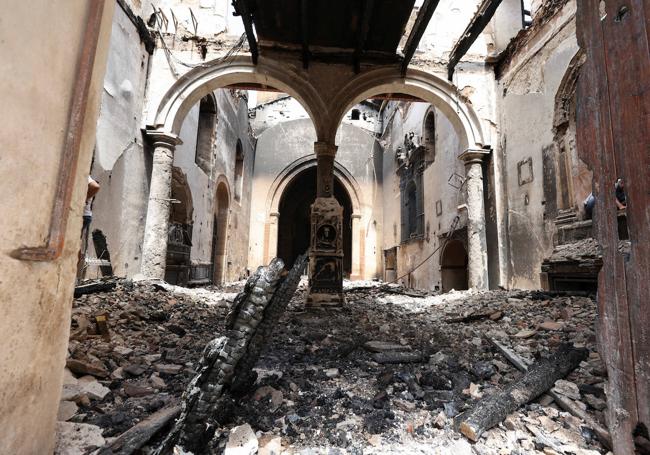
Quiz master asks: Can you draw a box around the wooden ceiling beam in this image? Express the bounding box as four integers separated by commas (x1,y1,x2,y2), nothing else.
401,0,441,75
447,0,503,80
300,0,310,69
232,0,259,64
354,0,375,73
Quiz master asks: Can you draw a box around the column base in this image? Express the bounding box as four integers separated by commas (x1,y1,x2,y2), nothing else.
306,292,345,308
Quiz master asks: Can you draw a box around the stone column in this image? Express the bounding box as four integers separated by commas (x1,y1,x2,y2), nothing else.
140,131,182,279
459,149,490,290
265,212,280,263
308,142,344,306
315,142,336,197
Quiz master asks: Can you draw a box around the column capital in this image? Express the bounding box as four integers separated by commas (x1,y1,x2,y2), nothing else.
314,141,338,157
145,129,183,148
459,148,490,164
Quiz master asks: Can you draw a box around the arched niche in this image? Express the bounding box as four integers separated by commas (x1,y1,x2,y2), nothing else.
212,178,230,284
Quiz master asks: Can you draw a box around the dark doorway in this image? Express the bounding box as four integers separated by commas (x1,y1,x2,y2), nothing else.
165,168,193,286
277,167,352,275
212,182,230,284
440,239,468,292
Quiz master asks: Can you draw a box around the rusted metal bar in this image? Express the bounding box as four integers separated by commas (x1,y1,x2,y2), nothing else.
354,0,375,73
447,0,503,80
232,0,259,64
10,0,106,262
401,0,441,75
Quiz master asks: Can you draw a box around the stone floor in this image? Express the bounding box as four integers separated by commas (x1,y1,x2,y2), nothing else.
56,279,610,455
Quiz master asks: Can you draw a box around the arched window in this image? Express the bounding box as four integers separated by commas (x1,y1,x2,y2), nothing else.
195,94,217,173
400,148,425,242
423,109,436,163
234,139,244,202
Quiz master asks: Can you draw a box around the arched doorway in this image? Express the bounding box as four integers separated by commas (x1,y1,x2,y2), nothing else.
212,181,229,284
277,167,352,275
441,239,468,292
165,168,193,286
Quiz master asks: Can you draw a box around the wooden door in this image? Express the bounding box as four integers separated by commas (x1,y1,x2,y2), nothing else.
576,1,650,452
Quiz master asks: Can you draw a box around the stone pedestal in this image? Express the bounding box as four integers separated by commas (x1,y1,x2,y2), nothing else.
140,131,181,279
307,197,344,306
307,142,344,306
459,148,490,290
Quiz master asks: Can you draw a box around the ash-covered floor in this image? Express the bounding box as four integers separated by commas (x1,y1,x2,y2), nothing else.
56,279,609,455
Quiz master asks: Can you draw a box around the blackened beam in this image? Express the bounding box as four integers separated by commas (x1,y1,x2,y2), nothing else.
447,0,502,80
401,0,441,75
300,0,310,69
232,0,259,64
354,0,375,73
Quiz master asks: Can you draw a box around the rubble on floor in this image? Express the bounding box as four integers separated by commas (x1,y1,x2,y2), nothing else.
56,279,610,454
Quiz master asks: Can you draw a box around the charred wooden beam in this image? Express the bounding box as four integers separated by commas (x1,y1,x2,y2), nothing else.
232,0,259,64
458,343,588,442
300,0,310,69
447,0,503,80
354,0,375,73
401,0,441,75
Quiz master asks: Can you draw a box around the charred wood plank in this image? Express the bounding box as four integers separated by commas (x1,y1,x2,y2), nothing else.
99,405,180,455
401,0,441,75
300,0,310,69
354,0,375,73
447,0,502,80
458,343,588,441
488,337,612,449
372,351,424,364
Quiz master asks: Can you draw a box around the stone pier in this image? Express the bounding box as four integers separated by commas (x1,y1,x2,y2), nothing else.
459,149,490,290
140,131,181,280
308,142,344,306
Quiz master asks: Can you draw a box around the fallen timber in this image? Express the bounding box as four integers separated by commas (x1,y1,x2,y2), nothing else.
457,343,588,442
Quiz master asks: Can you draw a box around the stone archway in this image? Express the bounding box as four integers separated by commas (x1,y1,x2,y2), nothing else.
441,239,469,292
326,67,486,149
276,167,353,275
150,56,328,141
212,180,230,284
264,157,364,279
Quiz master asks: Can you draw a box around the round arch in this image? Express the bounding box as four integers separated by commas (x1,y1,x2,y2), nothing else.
151,56,329,140
263,157,366,278
327,67,486,149
266,156,363,216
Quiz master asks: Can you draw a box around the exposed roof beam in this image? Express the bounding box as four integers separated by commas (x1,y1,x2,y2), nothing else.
401,0,441,75
232,0,259,64
354,0,375,73
447,0,503,80
300,0,310,69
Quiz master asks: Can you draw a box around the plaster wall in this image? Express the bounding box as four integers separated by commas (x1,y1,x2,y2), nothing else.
381,102,467,291
497,3,582,288
248,118,382,279
154,0,244,37
251,97,380,137
90,5,153,277
0,1,114,452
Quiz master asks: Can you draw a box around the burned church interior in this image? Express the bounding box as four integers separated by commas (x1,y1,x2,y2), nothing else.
1,0,648,454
